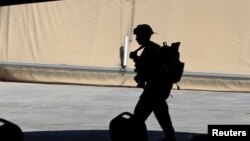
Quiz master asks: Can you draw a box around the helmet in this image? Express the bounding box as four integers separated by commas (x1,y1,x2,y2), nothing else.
133,24,154,36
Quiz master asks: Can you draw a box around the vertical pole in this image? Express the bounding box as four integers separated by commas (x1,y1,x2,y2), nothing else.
123,35,129,68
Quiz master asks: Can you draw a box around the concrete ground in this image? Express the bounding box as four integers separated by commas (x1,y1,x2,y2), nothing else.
0,81,250,141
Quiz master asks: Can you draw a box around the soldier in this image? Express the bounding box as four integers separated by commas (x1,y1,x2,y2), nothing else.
130,24,176,141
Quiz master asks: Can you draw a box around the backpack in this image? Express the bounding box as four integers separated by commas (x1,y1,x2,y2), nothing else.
160,42,185,88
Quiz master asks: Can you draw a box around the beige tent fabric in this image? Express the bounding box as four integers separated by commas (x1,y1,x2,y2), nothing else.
129,0,250,75
0,67,137,87
1,67,250,92
0,0,129,67
0,0,250,91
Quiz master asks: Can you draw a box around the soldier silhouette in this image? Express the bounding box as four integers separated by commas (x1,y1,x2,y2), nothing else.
130,24,176,141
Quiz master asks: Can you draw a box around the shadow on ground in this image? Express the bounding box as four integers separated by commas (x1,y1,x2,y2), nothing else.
24,130,208,141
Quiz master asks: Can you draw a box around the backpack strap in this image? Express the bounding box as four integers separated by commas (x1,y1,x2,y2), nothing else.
134,45,144,53
176,83,180,90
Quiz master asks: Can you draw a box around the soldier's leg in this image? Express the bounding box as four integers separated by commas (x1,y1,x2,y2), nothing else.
134,98,153,122
153,101,176,141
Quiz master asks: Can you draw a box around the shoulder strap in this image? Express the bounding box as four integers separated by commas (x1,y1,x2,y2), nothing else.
134,45,144,53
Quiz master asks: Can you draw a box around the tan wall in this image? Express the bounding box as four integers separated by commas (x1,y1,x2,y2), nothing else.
130,0,250,75
0,0,250,91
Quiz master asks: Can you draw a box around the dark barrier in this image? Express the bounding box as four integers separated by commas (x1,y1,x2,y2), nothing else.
0,118,23,141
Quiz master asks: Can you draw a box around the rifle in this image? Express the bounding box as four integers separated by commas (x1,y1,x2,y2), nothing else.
129,46,145,88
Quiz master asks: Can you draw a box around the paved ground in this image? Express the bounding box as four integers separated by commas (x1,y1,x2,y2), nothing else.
0,81,250,141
